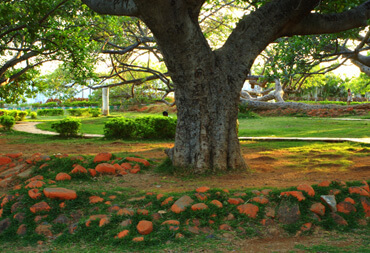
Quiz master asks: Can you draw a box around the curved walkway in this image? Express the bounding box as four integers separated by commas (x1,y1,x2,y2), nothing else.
13,121,370,144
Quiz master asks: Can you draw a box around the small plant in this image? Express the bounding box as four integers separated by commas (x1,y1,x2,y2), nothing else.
0,115,16,131
51,117,81,137
30,112,37,119
89,108,101,117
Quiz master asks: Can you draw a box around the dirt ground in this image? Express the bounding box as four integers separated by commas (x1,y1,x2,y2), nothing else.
1,138,369,192
0,137,369,252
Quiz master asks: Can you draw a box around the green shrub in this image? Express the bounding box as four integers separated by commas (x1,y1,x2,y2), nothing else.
39,102,58,107
18,111,28,121
51,117,81,137
37,109,64,116
238,103,261,119
0,115,16,131
104,116,177,139
67,108,90,116
89,108,101,117
104,117,137,139
30,112,37,119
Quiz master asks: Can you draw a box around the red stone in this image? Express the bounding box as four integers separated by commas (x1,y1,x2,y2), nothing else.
16,224,27,235
26,175,44,183
227,198,244,205
25,180,45,189
95,163,116,174
99,217,110,227
55,173,71,181
161,196,174,206
191,203,208,211
137,209,149,215
196,186,210,193
93,153,112,163
297,184,315,197
210,199,223,208
219,224,233,231
6,152,22,159
171,195,194,213
301,222,312,231
113,163,123,171
88,169,97,177
0,156,12,166
318,180,331,187
195,193,208,201
120,163,132,170
126,157,150,166
71,165,87,174
349,187,370,196
361,198,370,218
116,230,129,239
261,189,272,195
337,201,356,214
361,181,370,193
344,197,355,205
310,203,325,216
252,196,269,204
280,191,306,201
130,166,141,174
43,188,77,200
137,220,153,235
133,237,144,242
237,203,259,218
162,220,180,226
120,208,135,216
28,189,42,199
30,201,51,213
89,196,104,204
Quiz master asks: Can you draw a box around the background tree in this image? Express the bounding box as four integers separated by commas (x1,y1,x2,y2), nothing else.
82,0,370,173
0,0,99,103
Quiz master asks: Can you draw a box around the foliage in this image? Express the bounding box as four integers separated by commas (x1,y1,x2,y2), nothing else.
0,109,27,121
89,108,101,117
67,108,90,117
0,115,15,131
51,117,81,137
104,116,177,139
30,112,37,119
37,109,64,116
238,103,261,119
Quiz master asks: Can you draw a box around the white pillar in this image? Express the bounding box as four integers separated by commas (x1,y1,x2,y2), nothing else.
102,87,109,116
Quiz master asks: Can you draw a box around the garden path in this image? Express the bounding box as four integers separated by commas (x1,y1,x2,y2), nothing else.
13,121,370,144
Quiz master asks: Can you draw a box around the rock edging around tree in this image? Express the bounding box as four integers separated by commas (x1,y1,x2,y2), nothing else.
0,152,369,248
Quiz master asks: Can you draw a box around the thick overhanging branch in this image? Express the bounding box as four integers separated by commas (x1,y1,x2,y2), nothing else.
284,1,370,36
82,0,139,16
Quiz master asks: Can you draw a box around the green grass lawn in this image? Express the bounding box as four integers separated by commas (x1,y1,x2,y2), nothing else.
33,113,369,138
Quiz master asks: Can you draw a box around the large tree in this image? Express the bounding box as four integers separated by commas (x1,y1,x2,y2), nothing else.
82,0,370,173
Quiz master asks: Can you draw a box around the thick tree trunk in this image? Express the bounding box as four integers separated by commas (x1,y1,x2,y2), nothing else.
166,70,247,173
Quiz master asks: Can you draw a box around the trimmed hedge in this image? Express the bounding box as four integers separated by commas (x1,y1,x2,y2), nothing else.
51,117,81,137
37,109,64,116
0,109,27,121
104,116,177,139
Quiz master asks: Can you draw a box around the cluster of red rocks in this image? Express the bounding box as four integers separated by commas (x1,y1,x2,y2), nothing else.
0,152,369,245
0,152,149,189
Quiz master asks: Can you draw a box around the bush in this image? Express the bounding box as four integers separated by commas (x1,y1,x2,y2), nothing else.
18,111,28,121
89,108,101,117
104,116,177,139
51,118,81,137
104,117,137,139
30,112,37,119
238,103,261,119
37,109,64,116
67,108,90,116
0,115,16,131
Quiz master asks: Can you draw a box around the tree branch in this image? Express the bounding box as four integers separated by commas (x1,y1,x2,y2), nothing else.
283,1,370,36
81,0,139,16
